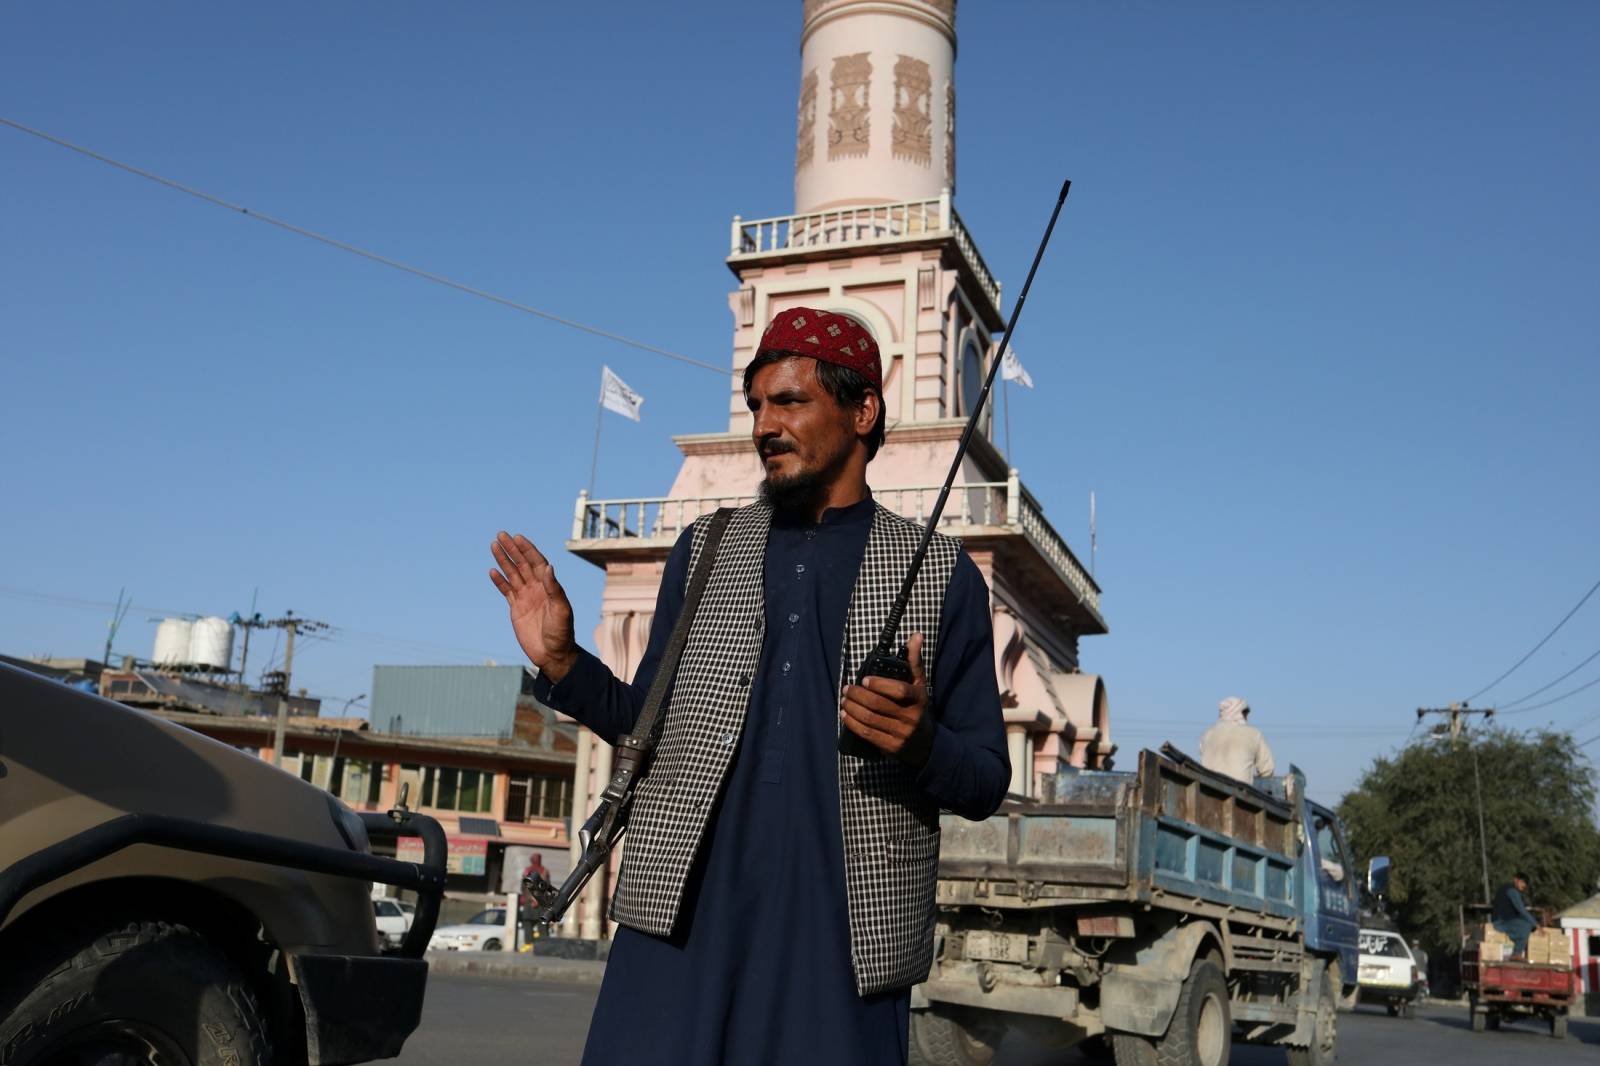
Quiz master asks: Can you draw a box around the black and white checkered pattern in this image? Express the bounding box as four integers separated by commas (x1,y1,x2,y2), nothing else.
836,504,960,994
610,500,960,996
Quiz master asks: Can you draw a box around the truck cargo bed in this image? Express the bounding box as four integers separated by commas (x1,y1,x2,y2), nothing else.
939,748,1302,921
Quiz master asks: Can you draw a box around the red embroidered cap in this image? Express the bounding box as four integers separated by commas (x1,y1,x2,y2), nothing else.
754,307,882,391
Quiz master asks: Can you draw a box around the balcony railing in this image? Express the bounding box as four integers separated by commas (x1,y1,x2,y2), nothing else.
570,475,1099,616
730,190,1001,310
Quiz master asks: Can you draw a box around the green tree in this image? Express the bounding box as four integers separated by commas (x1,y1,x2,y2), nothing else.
1338,728,1600,956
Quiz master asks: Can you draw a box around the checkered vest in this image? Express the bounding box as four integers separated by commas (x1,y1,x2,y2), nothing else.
610,499,961,995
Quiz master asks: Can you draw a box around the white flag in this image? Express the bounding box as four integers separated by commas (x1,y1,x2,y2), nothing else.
599,365,644,421
1000,347,1033,389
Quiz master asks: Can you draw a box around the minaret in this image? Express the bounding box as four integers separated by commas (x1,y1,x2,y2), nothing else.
794,0,956,212
560,0,1109,941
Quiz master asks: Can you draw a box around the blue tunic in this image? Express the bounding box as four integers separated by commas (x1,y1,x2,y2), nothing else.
535,495,1009,1066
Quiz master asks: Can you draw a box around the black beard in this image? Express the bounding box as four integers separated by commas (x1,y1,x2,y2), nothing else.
760,466,830,521
757,433,856,521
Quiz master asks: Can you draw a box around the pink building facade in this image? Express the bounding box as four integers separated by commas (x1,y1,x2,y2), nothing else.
559,0,1110,939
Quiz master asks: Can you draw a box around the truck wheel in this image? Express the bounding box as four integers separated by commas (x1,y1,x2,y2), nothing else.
1286,962,1338,1066
1468,994,1484,1032
0,919,273,1066
1078,1034,1115,1060
909,1007,1003,1066
1551,1014,1567,1040
1114,959,1231,1066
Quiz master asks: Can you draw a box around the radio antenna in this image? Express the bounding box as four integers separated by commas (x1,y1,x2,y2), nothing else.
879,180,1070,655
843,179,1072,758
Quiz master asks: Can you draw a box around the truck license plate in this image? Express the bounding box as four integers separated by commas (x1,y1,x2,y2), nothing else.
964,931,1030,963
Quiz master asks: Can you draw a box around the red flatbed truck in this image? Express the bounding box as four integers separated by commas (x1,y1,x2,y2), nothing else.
1459,904,1577,1039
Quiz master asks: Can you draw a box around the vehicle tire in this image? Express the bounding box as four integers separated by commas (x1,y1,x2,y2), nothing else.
1468,993,1484,1032
1078,1034,1115,1060
483,938,502,952
1551,1014,1567,1040
1114,959,1230,1066
1286,962,1338,1066
0,919,273,1066
909,1007,1003,1066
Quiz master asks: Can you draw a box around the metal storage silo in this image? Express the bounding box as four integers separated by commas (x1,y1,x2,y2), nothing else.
152,618,194,666
187,616,234,671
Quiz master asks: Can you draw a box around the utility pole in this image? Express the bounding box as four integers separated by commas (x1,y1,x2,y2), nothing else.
102,587,132,670
1417,702,1496,903
265,611,329,767
1416,702,1495,746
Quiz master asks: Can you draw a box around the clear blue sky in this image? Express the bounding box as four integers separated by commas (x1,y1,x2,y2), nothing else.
3,2,1596,802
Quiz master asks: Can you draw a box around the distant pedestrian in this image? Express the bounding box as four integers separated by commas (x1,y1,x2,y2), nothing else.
1410,939,1430,997
1492,873,1538,958
1199,696,1275,784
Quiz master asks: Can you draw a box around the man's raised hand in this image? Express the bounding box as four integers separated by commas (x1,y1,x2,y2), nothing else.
489,532,579,683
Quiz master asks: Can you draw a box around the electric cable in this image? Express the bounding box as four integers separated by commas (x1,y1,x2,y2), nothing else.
1463,574,1600,702
1496,644,1600,709
1,115,729,376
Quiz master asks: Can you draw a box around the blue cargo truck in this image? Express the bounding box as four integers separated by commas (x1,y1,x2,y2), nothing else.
910,745,1360,1066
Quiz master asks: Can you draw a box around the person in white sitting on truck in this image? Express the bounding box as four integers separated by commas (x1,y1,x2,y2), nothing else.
1199,696,1276,784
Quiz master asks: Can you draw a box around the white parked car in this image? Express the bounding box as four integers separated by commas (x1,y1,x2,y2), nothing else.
372,896,412,949
427,907,510,952
1357,927,1422,1018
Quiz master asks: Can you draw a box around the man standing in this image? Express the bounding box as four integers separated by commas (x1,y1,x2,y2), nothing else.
1493,873,1539,958
488,308,1010,1065
1199,696,1276,784
1410,938,1430,999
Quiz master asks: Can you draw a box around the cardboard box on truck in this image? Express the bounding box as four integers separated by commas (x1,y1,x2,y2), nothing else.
1528,928,1570,968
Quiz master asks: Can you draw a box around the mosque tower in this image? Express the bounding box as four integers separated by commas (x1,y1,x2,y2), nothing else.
559,0,1109,940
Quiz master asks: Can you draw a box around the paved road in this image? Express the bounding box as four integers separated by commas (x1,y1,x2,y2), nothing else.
399,973,1600,1064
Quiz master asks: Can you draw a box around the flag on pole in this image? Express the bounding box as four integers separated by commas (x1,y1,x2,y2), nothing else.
599,365,644,421
1000,348,1033,389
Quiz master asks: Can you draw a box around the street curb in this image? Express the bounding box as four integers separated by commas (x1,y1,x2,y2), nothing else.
425,951,607,985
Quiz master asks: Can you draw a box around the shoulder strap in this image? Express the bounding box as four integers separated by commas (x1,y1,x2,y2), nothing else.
603,507,735,797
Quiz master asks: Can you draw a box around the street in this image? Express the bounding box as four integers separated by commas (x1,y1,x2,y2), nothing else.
399,973,1600,1064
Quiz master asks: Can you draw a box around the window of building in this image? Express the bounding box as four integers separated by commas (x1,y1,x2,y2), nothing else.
418,765,493,814
332,759,384,806
505,773,573,822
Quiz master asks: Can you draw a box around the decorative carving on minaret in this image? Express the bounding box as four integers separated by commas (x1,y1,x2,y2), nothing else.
892,55,932,166
796,69,818,172
828,53,872,160
944,80,956,189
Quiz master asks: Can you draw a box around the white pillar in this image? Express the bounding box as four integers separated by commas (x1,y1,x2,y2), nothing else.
1006,726,1027,798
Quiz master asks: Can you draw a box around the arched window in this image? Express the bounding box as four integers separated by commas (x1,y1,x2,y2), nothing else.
956,337,993,437
959,339,983,416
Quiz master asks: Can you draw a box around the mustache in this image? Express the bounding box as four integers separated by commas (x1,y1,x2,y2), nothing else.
759,439,796,459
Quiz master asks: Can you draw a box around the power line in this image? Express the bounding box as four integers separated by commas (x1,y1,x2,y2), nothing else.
1497,644,1600,709
1497,672,1600,715
1463,574,1600,702
0,583,517,664
0,115,729,376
